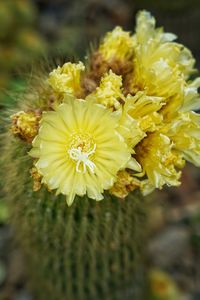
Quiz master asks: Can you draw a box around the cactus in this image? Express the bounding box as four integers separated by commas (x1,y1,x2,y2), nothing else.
2,9,199,300
1,134,147,300
0,7,149,295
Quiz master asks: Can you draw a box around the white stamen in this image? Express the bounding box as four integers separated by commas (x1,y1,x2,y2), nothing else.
68,144,96,174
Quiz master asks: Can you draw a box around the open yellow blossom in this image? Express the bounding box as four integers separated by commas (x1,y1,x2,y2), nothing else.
130,55,184,101
29,97,133,205
177,46,196,79
161,77,200,120
126,11,196,115
48,61,85,97
86,70,124,110
166,112,200,166
136,132,185,194
134,10,177,46
133,10,195,78
116,98,145,172
99,26,134,62
117,108,144,157
123,92,165,132
180,78,200,112
138,12,200,120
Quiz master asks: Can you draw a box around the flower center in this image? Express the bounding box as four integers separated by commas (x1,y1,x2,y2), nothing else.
68,133,96,174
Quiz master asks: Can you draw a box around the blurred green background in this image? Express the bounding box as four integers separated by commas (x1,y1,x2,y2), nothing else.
0,1,200,299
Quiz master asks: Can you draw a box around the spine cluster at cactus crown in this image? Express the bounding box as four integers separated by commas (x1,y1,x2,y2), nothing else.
10,11,200,206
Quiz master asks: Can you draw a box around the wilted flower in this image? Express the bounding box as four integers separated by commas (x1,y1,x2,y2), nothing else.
11,110,40,143
110,170,140,199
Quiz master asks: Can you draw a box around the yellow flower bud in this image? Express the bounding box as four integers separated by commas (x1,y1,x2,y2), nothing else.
48,62,85,98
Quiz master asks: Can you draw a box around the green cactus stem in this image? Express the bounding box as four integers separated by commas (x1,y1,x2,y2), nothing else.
1,134,148,300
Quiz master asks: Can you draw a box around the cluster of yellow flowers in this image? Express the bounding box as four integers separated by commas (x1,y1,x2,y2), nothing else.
11,11,200,205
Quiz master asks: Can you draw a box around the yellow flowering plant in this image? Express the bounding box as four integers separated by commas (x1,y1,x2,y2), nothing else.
10,10,200,206
3,10,200,300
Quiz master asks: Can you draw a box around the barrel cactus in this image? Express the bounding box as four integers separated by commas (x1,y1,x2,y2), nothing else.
1,11,200,300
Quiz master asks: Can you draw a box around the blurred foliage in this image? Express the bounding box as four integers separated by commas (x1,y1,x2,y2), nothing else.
191,214,200,253
0,0,46,104
0,201,8,225
0,260,6,286
0,78,27,109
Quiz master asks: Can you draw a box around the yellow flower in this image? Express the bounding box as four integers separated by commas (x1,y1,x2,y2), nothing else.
99,26,134,62
134,10,195,78
162,77,200,120
48,62,85,97
11,110,40,143
166,112,200,167
10,11,200,200
149,269,180,299
29,97,133,205
180,78,200,112
86,70,124,110
86,72,145,171
123,92,164,132
117,108,144,158
117,98,146,172
177,46,196,80
134,10,177,45
135,132,184,194
126,11,196,117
